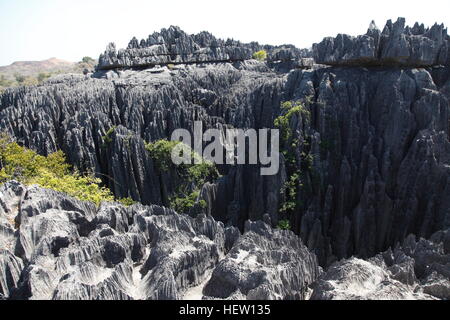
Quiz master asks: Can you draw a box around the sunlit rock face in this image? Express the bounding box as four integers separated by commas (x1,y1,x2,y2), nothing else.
313,18,450,67
203,220,320,300
0,19,449,300
97,25,311,70
311,230,450,300
0,182,320,300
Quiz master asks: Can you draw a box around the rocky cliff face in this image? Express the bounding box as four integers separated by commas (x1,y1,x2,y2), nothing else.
98,26,311,71
0,182,319,300
0,19,449,300
314,18,450,67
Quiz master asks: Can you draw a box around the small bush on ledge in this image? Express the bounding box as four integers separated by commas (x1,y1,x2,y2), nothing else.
146,139,219,213
145,139,219,185
252,50,267,61
170,191,207,214
277,219,292,231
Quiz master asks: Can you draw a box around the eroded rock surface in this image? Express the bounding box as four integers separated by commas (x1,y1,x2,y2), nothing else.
314,18,450,67
311,230,450,300
0,182,321,300
1,24,449,267
203,220,320,300
0,20,449,300
98,26,310,70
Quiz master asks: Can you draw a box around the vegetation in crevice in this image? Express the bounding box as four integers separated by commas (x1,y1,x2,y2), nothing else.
170,190,207,214
145,139,219,214
275,100,314,228
101,126,117,149
0,134,133,206
277,219,292,231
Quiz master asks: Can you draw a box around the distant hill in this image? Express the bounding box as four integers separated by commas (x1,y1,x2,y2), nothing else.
0,58,76,78
0,57,96,91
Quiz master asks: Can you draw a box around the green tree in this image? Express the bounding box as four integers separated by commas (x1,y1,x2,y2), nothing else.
146,139,219,213
252,50,267,61
170,191,207,214
145,139,219,184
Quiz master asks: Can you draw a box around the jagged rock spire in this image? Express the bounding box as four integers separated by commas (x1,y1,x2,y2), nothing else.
368,20,379,31
314,17,450,67
97,26,311,70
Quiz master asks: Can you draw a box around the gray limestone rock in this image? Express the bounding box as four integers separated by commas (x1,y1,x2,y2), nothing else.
0,183,321,300
314,18,450,67
0,21,449,300
0,249,24,298
203,220,320,300
310,257,434,300
97,26,308,71
311,230,450,300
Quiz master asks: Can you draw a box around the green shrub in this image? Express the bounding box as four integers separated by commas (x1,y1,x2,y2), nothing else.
274,101,310,144
117,197,136,206
302,152,314,171
146,139,181,171
0,136,70,181
170,191,207,214
275,101,313,219
101,126,116,148
146,139,219,184
29,169,115,205
280,172,301,214
187,161,218,185
0,134,130,206
146,139,219,213
0,168,10,181
277,219,291,231
253,50,267,61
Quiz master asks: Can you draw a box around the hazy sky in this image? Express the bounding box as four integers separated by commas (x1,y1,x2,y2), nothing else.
0,0,449,65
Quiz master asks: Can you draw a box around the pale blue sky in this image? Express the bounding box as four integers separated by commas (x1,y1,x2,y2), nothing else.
0,0,449,65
